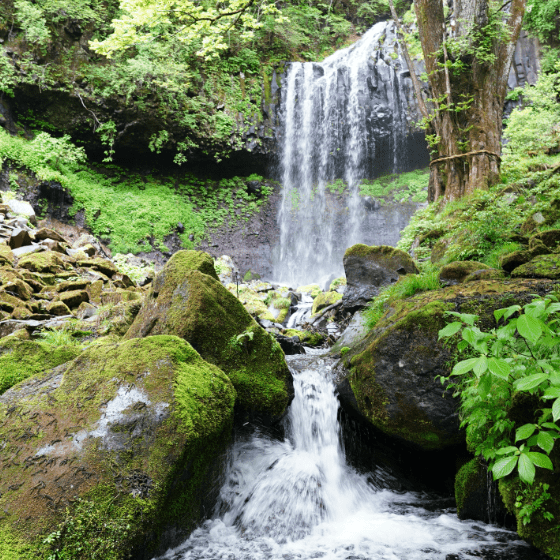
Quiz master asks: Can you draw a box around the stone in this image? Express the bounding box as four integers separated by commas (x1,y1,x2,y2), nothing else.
0,279,33,300
8,227,32,249
34,227,68,243
47,300,72,316
274,333,305,355
124,250,292,418
463,268,505,282
529,229,560,251
0,336,235,558
331,311,368,354
18,250,65,273
438,261,491,286
336,279,557,451
0,244,14,266
311,291,342,315
499,244,550,272
511,254,560,279
56,279,91,293
12,244,43,258
76,301,97,319
77,257,118,276
113,272,134,288
38,238,66,253
56,289,89,308
6,199,36,224
342,244,419,312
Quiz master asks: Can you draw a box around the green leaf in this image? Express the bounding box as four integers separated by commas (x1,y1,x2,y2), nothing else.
502,304,521,321
473,355,488,377
515,373,549,392
526,452,553,470
543,387,560,400
542,422,560,432
477,373,492,398
487,357,510,379
518,453,536,484
495,446,518,455
537,431,555,454
553,398,560,422
516,423,537,441
451,358,479,376
438,321,462,339
517,314,543,344
492,456,518,480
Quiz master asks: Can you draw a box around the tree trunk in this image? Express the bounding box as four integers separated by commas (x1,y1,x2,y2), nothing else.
413,0,526,202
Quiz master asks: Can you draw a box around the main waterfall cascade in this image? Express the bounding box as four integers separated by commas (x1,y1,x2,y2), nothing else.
274,21,428,287
157,353,540,560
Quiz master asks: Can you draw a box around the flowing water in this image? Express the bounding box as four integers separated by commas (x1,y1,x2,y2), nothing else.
156,353,542,560
274,22,424,287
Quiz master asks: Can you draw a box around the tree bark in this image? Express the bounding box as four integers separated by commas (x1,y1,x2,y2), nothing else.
413,0,526,203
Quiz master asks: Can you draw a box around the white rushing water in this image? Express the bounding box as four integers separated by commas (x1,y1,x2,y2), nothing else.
156,353,536,560
274,22,416,287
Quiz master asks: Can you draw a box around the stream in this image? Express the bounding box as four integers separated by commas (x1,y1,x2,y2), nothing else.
155,352,544,560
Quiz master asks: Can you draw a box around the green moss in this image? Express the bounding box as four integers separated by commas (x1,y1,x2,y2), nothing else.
311,291,342,315
1,335,235,559
438,261,490,284
18,251,65,273
0,526,39,560
0,339,81,394
283,329,325,346
125,256,291,417
511,254,560,279
296,284,322,298
329,277,347,291
161,250,219,282
455,458,481,513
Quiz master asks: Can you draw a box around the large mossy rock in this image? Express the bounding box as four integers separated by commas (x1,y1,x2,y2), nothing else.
311,290,342,315
438,261,490,286
338,279,558,451
511,254,560,279
124,250,292,418
342,244,419,312
0,335,235,559
0,338,81,395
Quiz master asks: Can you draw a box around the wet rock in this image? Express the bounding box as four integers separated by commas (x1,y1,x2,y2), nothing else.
6,199,36,225
124,250,292,418
511,254,560,279
19,251,65,273
0,336,235,557
47,300,72,316
76,256,118,277
499,244,550,272
34,227,68,243
247,181,263,198
12,244,43,258
342,244,419,312
274,333,305,355
312,291,343,315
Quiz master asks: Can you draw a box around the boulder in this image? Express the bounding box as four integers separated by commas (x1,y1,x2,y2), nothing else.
34,227,68,243
0,244,14,266
6,199,36,224
463,268,505,282
55,289,89,309
0,278,33,300
529,229,560,251
18,251,65,273
12,244,43,258
0,336,235,559
511,254,560,279
312,291,342,315
338,279,558,450
274,334,305,355
438,261,490,285
342,244,419,312
76,257,118,277
499,244,550,273
124,250,292,418
8,228,32,249
0,338,80,395
47,300,72,316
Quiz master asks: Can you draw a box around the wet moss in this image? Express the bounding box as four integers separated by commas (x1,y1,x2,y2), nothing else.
18,251,65,273
311,291,342,315
125,257,291,417
0,338,80,395
455,458,481,514
511,254,560,279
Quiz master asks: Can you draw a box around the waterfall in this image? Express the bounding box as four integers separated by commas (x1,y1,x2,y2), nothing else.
155,353,536,560
274,22,427,287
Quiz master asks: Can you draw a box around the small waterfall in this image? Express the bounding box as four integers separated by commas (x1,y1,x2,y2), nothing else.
156,354,537,560
274,22,426,287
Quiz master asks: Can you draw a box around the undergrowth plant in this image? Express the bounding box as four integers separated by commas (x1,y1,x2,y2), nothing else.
363,265,442,330
438,294,560,485
359,168,429,204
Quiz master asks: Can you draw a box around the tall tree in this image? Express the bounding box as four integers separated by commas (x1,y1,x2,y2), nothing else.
393,0,526,202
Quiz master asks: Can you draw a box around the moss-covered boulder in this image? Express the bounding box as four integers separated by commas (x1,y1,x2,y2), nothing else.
284,329,326,347
511,254,560,279
342,244,419,312
529,229,560,251
0,338,81,395
124,252,292,418
0,244,15,266
338,279,558,451
0,335,235,559
463,268,505,282
296,283,322,298
76,256,119,277
455,459,488,521
438,261,491,285
312,291,342,315
499,244,550,273
18,251,66,273
329,277,347,291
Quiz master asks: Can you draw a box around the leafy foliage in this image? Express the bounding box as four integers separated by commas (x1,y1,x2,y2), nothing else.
359,168,429,203
363,264,442,330
438,295,560,485
0,129,273,254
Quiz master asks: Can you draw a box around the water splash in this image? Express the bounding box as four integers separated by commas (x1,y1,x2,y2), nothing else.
156,354,537,560
274,22,425,286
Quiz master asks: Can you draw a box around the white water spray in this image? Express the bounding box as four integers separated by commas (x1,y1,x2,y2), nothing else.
156,354,534,560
